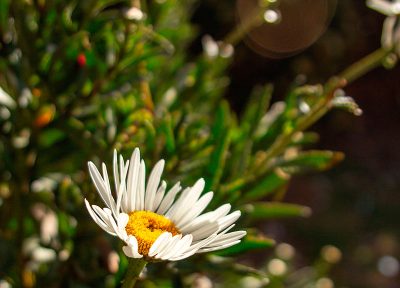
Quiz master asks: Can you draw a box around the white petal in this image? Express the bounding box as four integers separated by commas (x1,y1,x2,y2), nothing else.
148,232,172,257
93,207,126,241
180,217,214,234
116,160,129,214
167,179,204,222
117,213,129,240
215,224,236,238
84,200,115,235
85,199,105,227
92,206,114,229
179,214,213,232
136,160,146,211
104,208,124,239
180,203,231,232
180,204,230,233
88,162,113,209
145,160,165,211
117,212,129,226
120,155,130,212
217,211,241,232
204,230,246,248
212,204,232,218
155,234,182,260
165,187,191,219
113,150,120,193
156,182,181,215
175,192,213,228
122,236,143,258
102,163,117,217
169,233,218,261
197,240,241,253
199,224,243,250
190,221,219,241
127,148,140,212
152,181,167,212
167,234,193,260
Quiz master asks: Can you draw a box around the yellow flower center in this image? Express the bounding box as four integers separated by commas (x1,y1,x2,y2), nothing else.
125,210,180,256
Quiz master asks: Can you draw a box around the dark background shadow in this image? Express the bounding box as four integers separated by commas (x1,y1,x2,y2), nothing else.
192,1,400,287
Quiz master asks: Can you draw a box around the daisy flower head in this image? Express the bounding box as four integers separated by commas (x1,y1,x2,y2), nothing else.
85,148,246,261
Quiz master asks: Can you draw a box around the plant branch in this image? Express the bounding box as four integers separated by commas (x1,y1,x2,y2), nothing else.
224,2,276,46
256,47,391,175
121,258,147,288
220,47,391,194
339,47,391,84
224,7,264,46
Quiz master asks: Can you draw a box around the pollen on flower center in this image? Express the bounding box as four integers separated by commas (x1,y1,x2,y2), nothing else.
125,210,181,256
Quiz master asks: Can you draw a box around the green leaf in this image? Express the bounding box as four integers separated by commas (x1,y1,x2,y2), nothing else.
215,235,275,256
204,101,231,192
243,202,312,220
241,170,289,202
0,0,9,32
241,85,273,136
279,150,344,173
231,85,273,175
38,129,66,148
290,131,320,146
58,212,76,238
159,114,176,154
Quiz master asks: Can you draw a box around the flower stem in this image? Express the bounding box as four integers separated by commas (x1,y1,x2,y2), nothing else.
122,258,147,288
339,47,391,84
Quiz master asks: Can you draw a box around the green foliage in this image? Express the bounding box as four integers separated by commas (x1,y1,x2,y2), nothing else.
243,202,311,220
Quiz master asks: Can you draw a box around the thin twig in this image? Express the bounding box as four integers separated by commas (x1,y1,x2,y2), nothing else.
221,47,391,194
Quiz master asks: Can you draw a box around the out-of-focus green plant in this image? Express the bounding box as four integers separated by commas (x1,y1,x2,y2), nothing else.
0,0,398,287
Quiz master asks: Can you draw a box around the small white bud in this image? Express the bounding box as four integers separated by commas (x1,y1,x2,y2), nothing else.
124,7,144,21
202,35,219,58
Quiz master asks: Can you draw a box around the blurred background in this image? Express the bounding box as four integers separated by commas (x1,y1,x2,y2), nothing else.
193,0,400,287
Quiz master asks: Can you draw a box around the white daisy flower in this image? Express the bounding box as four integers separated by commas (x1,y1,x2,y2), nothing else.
85,148,246,261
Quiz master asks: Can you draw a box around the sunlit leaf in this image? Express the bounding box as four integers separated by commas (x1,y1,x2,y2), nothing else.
243,202,312,220
279,150,344,173
241,169,289,202
204,101,231,191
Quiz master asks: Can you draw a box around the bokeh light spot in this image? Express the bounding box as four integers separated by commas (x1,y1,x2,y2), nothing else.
377,255,399,277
